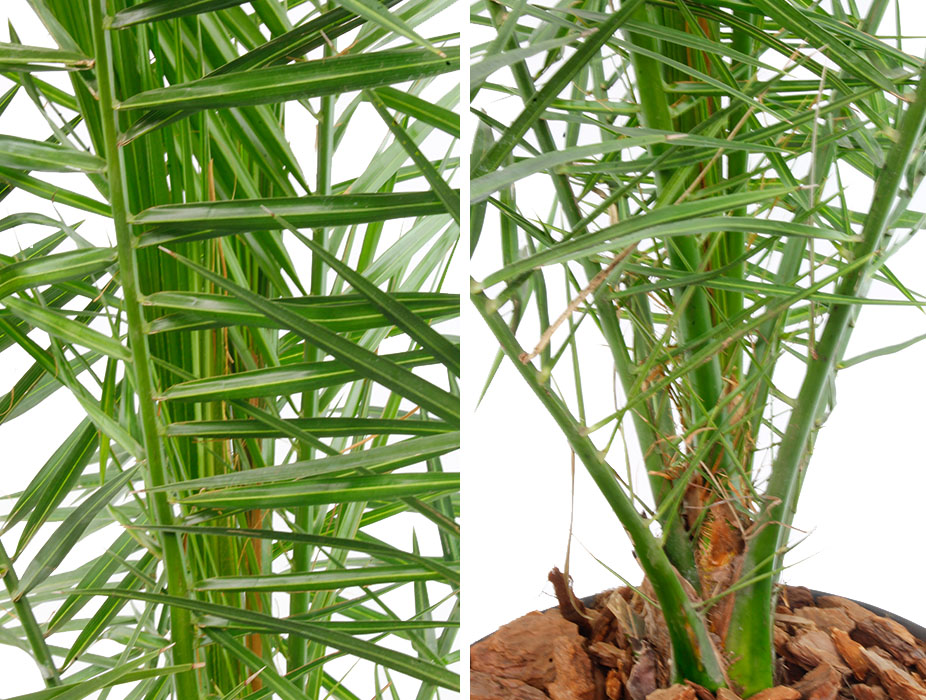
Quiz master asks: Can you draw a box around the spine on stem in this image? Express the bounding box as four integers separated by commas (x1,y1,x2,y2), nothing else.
89,2,200,697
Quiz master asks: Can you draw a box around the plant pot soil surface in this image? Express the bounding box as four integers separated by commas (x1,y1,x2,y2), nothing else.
471,572,926,700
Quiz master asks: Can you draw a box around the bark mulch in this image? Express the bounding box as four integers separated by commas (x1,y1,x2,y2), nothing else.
471,573,926,700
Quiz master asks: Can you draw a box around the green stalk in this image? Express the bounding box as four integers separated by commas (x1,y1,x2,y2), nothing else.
89,2,199,697
295,50,335,691
474,289,726,690
0,540,60,686
485,0,701,589
721,9,754,385
726,58,926,697
624,2,726,428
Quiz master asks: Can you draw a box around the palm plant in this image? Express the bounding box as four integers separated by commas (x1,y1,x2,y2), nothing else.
471,0,925,695
0,0,459,698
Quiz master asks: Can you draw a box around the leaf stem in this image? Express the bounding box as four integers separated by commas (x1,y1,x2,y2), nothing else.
473,288,726,690
726,56,926,697
88,2,199,697
0,540,60,686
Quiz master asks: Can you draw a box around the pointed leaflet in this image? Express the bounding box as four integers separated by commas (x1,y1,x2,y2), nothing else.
365,91,461,227
165,417,449,439
109,0,250,28
196,565,447,591
145,291,457,334
335,0,445,56
13,466,139,599
119,47,460,113
473,0,644,176
2,296,130,361
62,553,157,668
5,419,97,557
176,473,459,510
118,0,406,144
0,248,115,299
147,431,458,491
75,589,458,689
132,192,450,246
46,529,143,633
161,248,459,424
478,187,794,286
0,168,111,217
372,86,460,138
205,629,307,700
0,42,93,71
272,210,460,375
159,350,438,402
134,524,459,584
0,135,104,173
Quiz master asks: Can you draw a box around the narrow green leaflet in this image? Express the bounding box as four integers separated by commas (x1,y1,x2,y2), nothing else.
74,589,458,690
365,91,461,226
159,350,438,402
119,47,460,114
164,417,451,439
145,291,457,334
205,629,307,700
163,248,460,424
0,42,93,71
473,0,644,176
9,419,97,556
0,248,115,299
108,0,250,28
2,296,130,361
5,653,196,700
176,473,459,510
117,0,407,144
478,187,794,286
13,466,139,599
147,431,459,491
275,212,460,375
0,135,104,173
0,168,111,217
46,530,144,633
135,524,460,584
372,86,460,138
335,0,445,56
196,565,447,592
132,192,450,246
472,134,785,203
61,553,156,669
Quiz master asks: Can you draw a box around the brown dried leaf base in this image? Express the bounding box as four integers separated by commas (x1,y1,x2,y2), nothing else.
471,585,926,700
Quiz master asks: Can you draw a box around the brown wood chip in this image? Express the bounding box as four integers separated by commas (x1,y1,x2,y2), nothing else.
782,586,815,609
716,689,743,700
853,615,924,668
645,684,696,700
785,629,850,674
472,671,552,700
792,606,854,633
548,635,597,700
830,628,870,681
588,642,631,674
605,670,623,700
791,663,841,700
746,686,800,700
816,596,877,625
859,646,926,700
848,685,888,700
683,681,716,700
471,610,580,688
